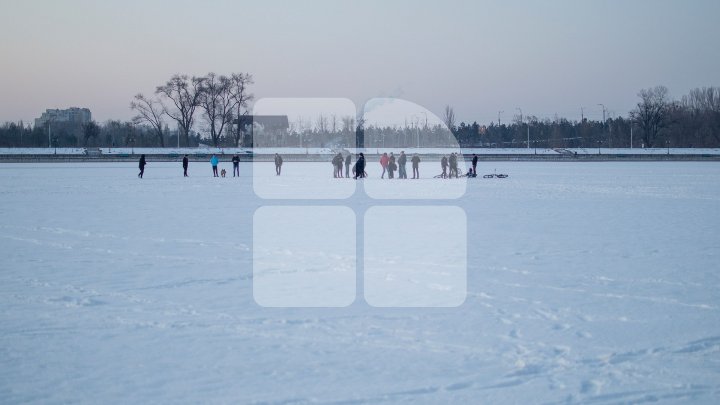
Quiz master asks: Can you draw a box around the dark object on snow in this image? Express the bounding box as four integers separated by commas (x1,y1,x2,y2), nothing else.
232,154,240,177
138,154,146,178
483,171,509,179
354,153,366,179
274,153,283,175
411,154,420,179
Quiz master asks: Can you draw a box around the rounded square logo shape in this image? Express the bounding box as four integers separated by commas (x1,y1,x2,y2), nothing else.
253,206,356,307
252,98,357,200
363,206,467,307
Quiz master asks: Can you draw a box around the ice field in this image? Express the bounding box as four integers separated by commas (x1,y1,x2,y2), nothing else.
1,161,720,403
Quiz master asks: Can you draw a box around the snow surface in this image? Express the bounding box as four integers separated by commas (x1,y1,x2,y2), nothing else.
1,161,720,403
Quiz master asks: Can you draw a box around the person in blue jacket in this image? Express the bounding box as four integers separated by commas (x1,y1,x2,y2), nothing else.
210,155,219,177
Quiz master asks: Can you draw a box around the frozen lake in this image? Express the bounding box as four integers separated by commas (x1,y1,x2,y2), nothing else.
1,161,719,403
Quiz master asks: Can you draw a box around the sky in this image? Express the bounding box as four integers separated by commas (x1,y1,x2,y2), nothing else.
1,0,719,126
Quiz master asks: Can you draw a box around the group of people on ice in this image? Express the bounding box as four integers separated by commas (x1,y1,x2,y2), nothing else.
138,153,250,178
138,151,481,179
331,152,353,178
374,151,422,179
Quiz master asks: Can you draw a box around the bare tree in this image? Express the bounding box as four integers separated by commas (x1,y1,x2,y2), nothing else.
156,74,204,146
82,121,100,146
229,73,254,147
683,86,720,112
130,94,165,147
317,114,328,133
197,73,234,147
443,105,456,132
330,114,338,134
630,86,669,147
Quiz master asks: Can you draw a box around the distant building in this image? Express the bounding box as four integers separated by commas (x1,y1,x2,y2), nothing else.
35,107,91,128
235,115,289,132
235,115,289,147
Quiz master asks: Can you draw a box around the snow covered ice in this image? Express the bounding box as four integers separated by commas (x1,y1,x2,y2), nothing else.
1,161,720,403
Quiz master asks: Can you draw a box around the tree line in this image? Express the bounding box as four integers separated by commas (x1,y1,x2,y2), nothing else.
445,86,720,149
0,84,718,149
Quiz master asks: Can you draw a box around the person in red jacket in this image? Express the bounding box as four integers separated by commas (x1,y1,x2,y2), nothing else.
379,152,389,179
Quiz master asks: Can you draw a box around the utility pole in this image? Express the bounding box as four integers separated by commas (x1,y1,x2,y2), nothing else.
498,110,504,126
630,125,633,149
597,103,606,151
581,107,584,122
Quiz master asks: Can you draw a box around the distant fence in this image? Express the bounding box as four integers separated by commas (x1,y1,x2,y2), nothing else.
1,147,720,162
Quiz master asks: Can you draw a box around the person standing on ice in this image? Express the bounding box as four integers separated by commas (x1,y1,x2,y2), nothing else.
440,155,448,178
344,154,352,178
471,153,478,175
337,153,344,178
232,154,240,177
210,154,219,177
411,153,420,179
398,151,407,179
387,152,396,179
379,152,389,178
449,153,458,178
182,154,189,177
138,154,146,178
332,152,343,178
274,153,283,175
354,153,366,179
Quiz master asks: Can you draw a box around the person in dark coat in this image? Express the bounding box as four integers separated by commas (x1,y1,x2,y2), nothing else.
398,151,407,179
471,153,478,175
411,153,421,179
182,155,189,177
387,152,396,179
138,154,146,178
441,155,448,179
274,153,283,175
232,154,240,177
354,153,366,179
344,154,352,178
449,153,458,178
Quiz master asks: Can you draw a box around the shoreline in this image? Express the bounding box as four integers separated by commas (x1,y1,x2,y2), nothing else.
1,154,719,163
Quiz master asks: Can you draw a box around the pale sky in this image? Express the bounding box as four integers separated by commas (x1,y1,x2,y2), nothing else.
1,0,718,126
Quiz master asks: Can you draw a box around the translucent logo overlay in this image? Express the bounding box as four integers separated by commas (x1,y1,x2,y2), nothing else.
251,98,468,307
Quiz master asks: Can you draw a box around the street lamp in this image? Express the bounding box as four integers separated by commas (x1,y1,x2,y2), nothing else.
515,108,529,149
597,103,607,151
527,120,530,149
